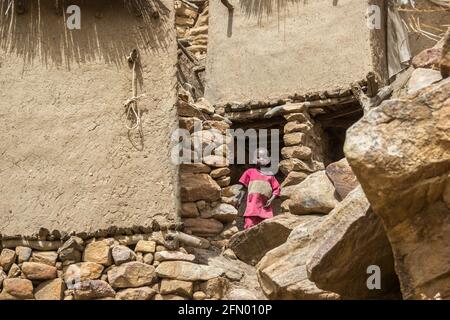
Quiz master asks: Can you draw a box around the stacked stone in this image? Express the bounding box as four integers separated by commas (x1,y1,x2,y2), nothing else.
0,234,236,300
279,109,326,212
175,0,199,37
175,0,237,241
176,0,209,60
177,88,236,240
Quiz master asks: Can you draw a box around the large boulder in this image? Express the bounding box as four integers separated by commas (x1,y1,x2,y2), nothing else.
180,173,221,202
306,186,399,299
289,171,339,214
256,216,338,300
229,214,322,266
344,78,450,299
325,158,359,200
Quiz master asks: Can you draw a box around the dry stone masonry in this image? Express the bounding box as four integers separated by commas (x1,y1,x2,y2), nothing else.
0,230,261,300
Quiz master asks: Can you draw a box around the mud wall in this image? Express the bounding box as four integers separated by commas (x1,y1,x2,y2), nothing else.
399,1,449,56
205,0,382,104
0,0,178,237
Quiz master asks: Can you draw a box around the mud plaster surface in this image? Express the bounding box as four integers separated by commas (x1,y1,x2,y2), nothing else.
205,0,375,104
0,0,179,237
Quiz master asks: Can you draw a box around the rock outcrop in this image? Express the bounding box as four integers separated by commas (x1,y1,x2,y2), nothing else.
229,214,321,266
306,186,400,299
256,216,339,300
345,78,450,299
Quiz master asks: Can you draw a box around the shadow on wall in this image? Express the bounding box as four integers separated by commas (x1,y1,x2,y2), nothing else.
0,0,171,69
238,0,305,22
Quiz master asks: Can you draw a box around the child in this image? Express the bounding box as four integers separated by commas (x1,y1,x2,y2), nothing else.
237,148,281,229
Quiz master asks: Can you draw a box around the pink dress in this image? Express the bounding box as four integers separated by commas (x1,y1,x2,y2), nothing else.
239,168,281,229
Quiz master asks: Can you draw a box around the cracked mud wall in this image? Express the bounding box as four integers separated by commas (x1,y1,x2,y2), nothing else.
205,0,383,104
0,0,179,237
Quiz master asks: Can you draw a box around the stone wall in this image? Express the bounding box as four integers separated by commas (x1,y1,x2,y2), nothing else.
175,0,241,243
0,0,179,237
177,87,240,244
279,107,328,211
0,232,241,300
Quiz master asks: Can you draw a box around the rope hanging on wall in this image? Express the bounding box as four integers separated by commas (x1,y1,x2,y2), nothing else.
123,49,145,133
123,49,146,149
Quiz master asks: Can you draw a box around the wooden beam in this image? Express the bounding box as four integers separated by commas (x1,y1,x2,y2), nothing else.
220,0,234,11
351,83,393,114
264,96,356,118
177,39,199,66
316,105,362,122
